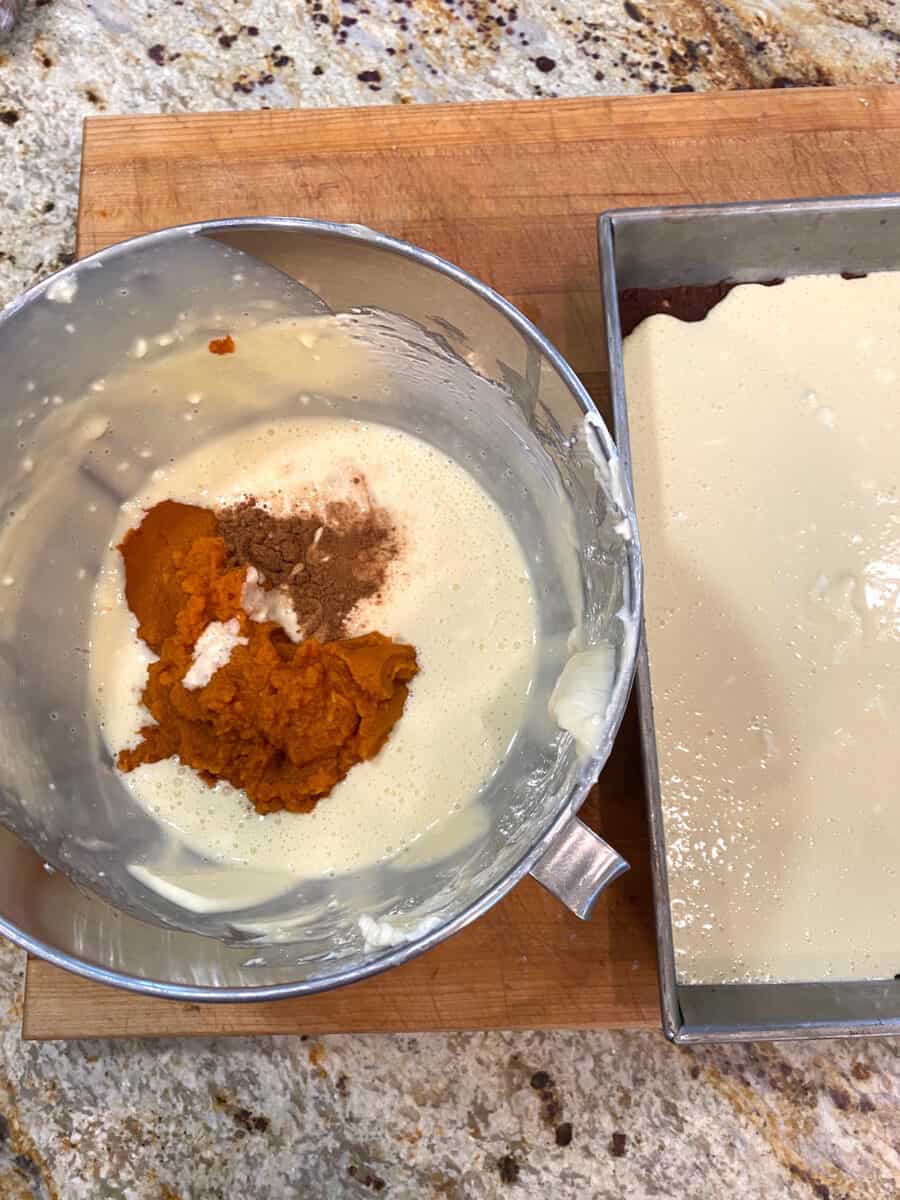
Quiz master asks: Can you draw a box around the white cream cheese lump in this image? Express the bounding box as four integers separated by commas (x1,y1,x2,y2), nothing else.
625,271,900,985
182,619,248,691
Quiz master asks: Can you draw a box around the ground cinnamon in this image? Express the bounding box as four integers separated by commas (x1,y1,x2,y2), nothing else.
117,500,417,814
218,488,397,641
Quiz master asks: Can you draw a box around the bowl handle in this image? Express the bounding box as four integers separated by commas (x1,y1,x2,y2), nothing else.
529,817,629,919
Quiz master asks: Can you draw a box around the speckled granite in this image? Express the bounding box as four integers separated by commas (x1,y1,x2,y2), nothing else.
1,0,899,305
1,936,899,1198
2,1,900,1196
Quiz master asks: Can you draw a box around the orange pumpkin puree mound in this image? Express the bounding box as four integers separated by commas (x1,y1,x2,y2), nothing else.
116,500,418,814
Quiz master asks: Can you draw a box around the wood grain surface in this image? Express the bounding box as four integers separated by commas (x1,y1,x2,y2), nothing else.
24,84,900,1039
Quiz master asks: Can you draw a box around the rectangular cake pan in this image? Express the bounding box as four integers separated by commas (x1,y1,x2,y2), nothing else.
599,194,900,1043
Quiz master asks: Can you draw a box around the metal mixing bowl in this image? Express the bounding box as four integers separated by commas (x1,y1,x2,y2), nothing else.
0,219,641,1000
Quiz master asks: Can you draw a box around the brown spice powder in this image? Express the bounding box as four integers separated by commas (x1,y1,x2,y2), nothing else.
219,485,398,642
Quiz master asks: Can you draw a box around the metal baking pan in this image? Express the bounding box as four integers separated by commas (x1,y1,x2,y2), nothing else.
599,195,900,1043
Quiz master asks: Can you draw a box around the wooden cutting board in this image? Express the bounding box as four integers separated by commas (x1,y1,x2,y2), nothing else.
23,84,900,1040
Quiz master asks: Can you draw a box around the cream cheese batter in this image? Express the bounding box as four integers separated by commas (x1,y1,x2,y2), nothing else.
90,417,537,884
625,272,900,984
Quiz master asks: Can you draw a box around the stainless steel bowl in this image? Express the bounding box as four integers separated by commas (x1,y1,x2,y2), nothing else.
0,219,641,1001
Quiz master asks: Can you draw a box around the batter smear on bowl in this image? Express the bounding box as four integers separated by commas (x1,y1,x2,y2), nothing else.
116,497,417,814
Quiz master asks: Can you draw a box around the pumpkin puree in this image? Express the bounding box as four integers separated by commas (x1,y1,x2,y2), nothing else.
116,499,418,814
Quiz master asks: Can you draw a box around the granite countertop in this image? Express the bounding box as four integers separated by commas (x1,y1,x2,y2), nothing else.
1,1,900,1197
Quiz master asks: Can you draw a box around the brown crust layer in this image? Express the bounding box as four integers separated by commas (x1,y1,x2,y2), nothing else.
616,280,783,338
617,272,869,338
